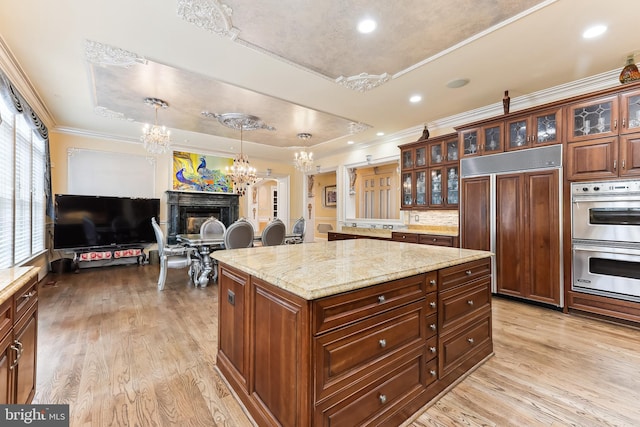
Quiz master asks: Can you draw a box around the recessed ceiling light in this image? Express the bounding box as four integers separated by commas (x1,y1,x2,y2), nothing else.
446,78,470,89
583,24,607,39
376,131,384,136
347,140,354,145
358,19,377,34
409,95,422,103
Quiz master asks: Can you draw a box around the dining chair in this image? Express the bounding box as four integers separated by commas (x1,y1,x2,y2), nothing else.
200,217,226,249
151,217,196,290
224,218,255,249
260,218,286,246
284,217,306,244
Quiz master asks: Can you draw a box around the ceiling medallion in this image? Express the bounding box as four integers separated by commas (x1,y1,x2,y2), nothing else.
201,111,276,131
141,97,171,155
335,72,390,92
177,0,239,40
85,40,147,68
348,121,371,135
293,133,314,173
94,106,135,121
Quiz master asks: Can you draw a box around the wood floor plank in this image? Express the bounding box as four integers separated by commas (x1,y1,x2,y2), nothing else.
34,265,640,426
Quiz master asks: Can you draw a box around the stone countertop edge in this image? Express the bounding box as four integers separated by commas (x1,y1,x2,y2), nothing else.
0,266,38,305
338,227,459,238
212,240,492,300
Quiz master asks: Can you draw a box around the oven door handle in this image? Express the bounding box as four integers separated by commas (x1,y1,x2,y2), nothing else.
573,244,640,256
572,195,640,203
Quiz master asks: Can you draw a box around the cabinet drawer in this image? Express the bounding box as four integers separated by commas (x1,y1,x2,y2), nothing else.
0,298,11,341
14,277,37,323
425,271,438,294
425,335,438,362
391,232,419,243
419,234,454,247
425,358,438,387
317,348,425,427
314,301,425,401
439,278,491,332
439,312,492,378
439,257,491,292
425,313,437,339
425,292,437,316
313,274,426,334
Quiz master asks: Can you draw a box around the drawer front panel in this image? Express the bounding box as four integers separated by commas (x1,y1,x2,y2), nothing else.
425,292,438,316
439,312,491,378
315,301,424,400
439,278,491,332
419,234,454,247
0,298,11,341
439,258,491,292
14,277,37,323
425,313,437,339
314,274,426,334
425,358,438,387
424,271,438,294
318,350,424,427
391,232,419,243
425,335,438,362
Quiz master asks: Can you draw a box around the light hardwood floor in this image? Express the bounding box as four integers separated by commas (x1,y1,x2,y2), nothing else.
34,264,640,427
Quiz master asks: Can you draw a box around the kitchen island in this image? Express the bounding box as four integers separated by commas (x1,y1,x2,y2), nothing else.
212,239,493,426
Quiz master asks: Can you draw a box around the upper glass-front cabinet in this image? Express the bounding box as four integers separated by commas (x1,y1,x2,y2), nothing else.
567,95,619,142
506,107,561,150
620,89,640,135
401,145,427,169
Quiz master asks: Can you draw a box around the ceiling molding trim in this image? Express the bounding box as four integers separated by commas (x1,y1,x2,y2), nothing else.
177,0,240,40
54,126,141,145
0,35,56,128
336,73,391,92
394,0,559,79
85,40,147,68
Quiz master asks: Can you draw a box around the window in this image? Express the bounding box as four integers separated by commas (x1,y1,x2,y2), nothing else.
0,97,46,268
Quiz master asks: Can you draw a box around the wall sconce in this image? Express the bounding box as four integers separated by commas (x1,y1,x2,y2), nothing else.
366,154,372,164
266,168,272,176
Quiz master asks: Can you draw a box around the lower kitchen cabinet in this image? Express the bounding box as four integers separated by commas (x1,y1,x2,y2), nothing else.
460,176,491,251
496,170,560,305
0,270,38,404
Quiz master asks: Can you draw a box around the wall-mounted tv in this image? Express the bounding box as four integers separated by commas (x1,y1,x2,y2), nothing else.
53,194,160,250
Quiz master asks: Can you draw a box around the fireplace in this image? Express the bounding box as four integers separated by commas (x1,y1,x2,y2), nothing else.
166,191,239,244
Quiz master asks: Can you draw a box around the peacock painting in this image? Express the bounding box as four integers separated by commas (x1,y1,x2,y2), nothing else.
172,151,234,193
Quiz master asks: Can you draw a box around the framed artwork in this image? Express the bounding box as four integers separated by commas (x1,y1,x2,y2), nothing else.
172,151,234,193
324,185,337,207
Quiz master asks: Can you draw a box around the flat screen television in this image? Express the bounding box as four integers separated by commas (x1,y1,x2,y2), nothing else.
53,194,160,250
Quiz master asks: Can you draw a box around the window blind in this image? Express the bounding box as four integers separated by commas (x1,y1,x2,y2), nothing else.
14,115,32,264
0,102,14,268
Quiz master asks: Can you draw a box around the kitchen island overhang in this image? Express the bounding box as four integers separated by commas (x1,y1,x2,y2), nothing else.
212,239,494,426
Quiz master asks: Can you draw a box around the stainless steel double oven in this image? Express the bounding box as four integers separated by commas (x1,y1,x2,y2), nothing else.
571,180,640,302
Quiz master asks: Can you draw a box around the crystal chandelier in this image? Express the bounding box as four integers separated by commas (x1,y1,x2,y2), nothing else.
226,127,257,196
140,97,171,154
294,132,314,172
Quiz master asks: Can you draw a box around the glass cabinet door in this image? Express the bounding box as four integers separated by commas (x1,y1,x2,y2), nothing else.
401,149,413,169
621,90,640,134
508,118,529,149
415,147,427,168
534,110,560,144
415,170,427,207
430,169,443,206
402,172,413,206
446,166,459,206
430,144,443,166
445,139,459,162
568,95,618,142
484,124,503,154
461,129,479,157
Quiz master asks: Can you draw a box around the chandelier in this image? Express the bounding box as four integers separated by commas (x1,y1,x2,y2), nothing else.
141,97,171,154
294,132,314,172
225,127,257,196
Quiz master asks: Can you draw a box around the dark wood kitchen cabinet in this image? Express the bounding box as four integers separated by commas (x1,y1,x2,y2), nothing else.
460,176,491,251
496,170,560,305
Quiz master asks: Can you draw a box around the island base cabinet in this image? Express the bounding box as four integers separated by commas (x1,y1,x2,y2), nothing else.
13,302,37,405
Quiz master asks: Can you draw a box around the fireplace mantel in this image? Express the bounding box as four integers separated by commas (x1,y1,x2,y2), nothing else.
166,191,239,244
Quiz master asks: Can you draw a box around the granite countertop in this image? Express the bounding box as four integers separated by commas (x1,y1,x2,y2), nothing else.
212,240,491,300
0,266,38,305
338,226,458,238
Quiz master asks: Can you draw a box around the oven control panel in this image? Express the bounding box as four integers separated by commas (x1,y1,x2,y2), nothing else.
572,180,640,195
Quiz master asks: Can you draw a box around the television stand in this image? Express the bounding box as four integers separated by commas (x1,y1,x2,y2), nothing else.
70,246,147,271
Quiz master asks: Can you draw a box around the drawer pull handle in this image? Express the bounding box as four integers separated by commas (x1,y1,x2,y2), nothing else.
22,290,36,299
467,338,475,344
429,279,436,285
429,301,436,308
467,300,474,306
379,339,387,348
465,270,472,276
430,369,437,377
430,323,437,331
429,346,436,353
379,394,387,404
378,295,386,304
